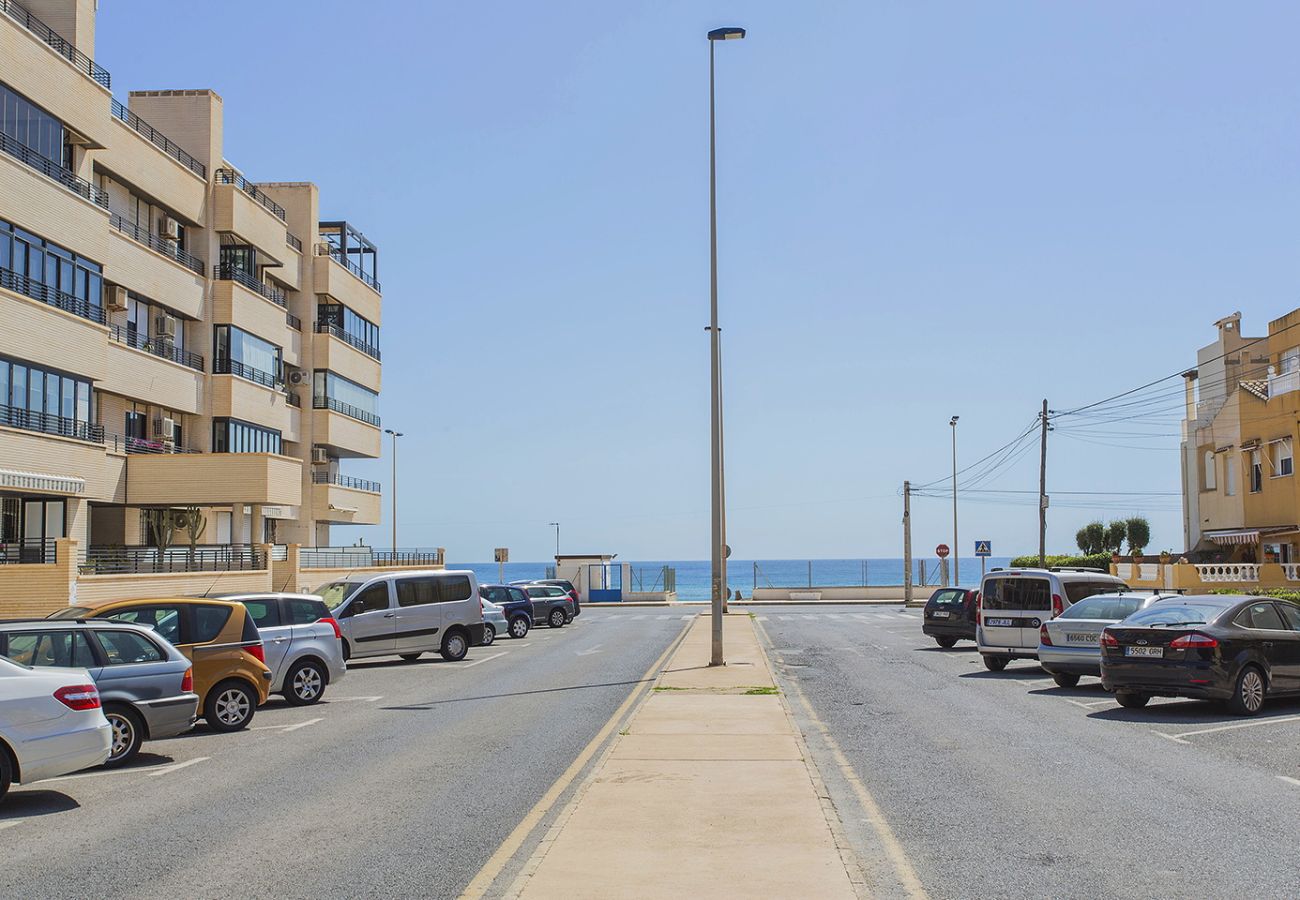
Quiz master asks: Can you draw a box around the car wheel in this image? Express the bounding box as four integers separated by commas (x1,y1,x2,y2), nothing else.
1228,665,1266,716
935,636,958,649
509,616,530,639
982,654,1008,672
441,630,469,662
400,653,423,663
205,680,257,732
1052,673,1080,689
284,660,326,706
1116,691,1150,709
549,608,567,629
0,746,11,803
481,623,496,646
103,705,144,767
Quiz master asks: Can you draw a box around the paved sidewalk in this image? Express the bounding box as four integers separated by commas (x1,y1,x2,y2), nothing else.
510,613,859,900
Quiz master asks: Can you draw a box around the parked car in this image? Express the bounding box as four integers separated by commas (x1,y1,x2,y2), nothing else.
216,594,346,706
1037,592,1182,688
479,599,507,646
315,570,485,663
520,584,575,628
977,567,1130,671
0,655,111,802
922,588,978,647
518,578,581,618
50,598,271,732
0,620,197,765
480,585,533,639
1101,595,1300,715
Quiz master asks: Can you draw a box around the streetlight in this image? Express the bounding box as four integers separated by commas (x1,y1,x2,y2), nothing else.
949,416,959,585
707,24,745,667
547,522,560,558
384,429,403,551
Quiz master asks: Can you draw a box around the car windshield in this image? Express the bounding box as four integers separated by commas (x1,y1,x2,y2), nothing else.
1121,603,1225,627
47,606,94,620
929,589,967,607
1059,596,1142,621
315,581,363,607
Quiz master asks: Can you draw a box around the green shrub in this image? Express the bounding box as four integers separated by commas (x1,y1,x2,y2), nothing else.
1008,553,1113,571
1210,588,1300,603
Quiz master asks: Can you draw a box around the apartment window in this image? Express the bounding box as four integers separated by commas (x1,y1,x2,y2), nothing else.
0,82,71,168
1250,449,1263,493
0,219,103,317
214,325,282,386
1202,451,1215,491
127,293,185,353
1283,348,1300,375
317,303,380,358
1225,454,1238,496
0,355,95,438
1273,439,1294,478
219,244,258,274
313,370,379,426
212,418,281,455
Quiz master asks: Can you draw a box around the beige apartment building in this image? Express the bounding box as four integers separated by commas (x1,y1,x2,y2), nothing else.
0,0,388,593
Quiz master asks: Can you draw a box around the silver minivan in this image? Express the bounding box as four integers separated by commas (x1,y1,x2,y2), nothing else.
316,569,485,663
218,593,347,705
976,567,1128,672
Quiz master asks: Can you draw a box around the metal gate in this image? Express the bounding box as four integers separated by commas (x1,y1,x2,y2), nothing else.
588,562,623,603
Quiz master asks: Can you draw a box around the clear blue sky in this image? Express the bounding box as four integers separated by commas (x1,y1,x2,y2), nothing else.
100,1,1300,561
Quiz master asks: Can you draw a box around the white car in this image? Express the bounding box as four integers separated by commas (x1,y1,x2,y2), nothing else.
0,655,113,802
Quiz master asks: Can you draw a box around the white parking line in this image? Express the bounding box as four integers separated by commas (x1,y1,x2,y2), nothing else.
755,616,769,621
279,717,323,733
1155,713,1300,744
45,755,211,783
851,614,872,621
456,651,508,669
1277,775,1300,788
327,695,383,703
0,820,23,831
147,756,211,776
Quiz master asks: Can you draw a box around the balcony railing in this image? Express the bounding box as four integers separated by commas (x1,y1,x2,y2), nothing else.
286,231,302,252
212,263,287,307
286,391,301,408
83,544,265,575
213,169,286,222
1268,369,1300,400
312,471,381,493
214,357,283,390
1194,563,1261,583
104,431,199,455
297,546,443,569
110,99,205,177
0,265,106,324
314,321,381,360
0,0,111,88
0,131,108,207
0,538,56,565
319,244,381,293
109,213,204,275
286,311,302,331
313,395,380,427
0,402,103,443
109,324,204,371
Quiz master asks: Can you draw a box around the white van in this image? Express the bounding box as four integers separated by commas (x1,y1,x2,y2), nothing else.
316,569,485,663
976,567,1128,672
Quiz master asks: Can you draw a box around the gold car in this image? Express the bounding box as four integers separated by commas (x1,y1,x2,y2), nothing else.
50,598,272,732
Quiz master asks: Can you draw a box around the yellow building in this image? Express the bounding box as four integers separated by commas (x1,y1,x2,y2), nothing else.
0,0,392,595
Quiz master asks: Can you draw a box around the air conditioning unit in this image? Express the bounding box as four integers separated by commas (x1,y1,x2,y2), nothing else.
159,217,181,242
311,447,329,465
154,314,177,340
288,370,308,385
154,417,176,440
106,285,128,312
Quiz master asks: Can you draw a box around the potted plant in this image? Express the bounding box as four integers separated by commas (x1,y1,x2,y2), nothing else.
1159,549,1172,565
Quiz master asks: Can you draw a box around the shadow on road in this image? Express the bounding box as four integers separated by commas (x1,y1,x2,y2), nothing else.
0,790,79,819
1088,697,1300,726
959,666,1046,680
914,645,978,654
381,677,654,710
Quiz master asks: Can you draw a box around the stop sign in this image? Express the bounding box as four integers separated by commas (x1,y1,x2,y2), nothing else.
935,544,950,558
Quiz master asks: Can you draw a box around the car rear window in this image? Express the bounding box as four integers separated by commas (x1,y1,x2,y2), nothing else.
0,631,95,668
47,606,93,620
102,606,182,645
439,576,473,603
1059,596,1141,621
508,588,528,603
481,586,510,603
95,629,164,665
1235,602,1287,630
192,605,233,643
242,599,281,628
981,577,1050,611
928,589,967,607
1123,604,1225,626
396,577,439,607
1064,580,1127,604
286,599,327,625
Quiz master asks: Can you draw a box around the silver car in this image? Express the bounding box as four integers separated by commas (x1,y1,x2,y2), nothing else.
479,599,508,646
219,594,346,705
0,620,197,766
1038,592,1183,687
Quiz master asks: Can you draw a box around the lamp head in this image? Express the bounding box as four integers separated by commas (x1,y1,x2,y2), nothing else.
707,27,746,41
950,416,959,426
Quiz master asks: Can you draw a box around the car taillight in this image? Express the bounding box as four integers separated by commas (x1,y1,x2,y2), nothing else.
1170,633,1218,650
1039,624,1052,646
245,642,266,664
1100,631,1119,648
181,667,193,693
1051,594,1064,618
320,616,343,640
54,684,100,711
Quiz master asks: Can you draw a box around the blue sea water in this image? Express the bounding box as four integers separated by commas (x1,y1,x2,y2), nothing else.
447,557,1012,601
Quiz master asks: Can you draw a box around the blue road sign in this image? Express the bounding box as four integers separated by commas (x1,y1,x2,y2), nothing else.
975,540,992,557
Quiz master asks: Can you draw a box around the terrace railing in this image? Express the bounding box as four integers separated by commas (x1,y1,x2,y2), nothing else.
213,357,282,390
109,323,204,371
212,263,287,307
0,538,56,565
312,395,380,427
84,544,265,575
314,321,380,360
0,264,106,324
317,243,381,292
0,402,103,443
0,131,108,207
297,547,443,569
311,471,381,493
213,169,286,221
1,0,111,87
110,99,205,177
109,213,204,275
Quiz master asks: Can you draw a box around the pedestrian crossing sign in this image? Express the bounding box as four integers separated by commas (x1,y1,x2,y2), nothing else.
975,540,992,557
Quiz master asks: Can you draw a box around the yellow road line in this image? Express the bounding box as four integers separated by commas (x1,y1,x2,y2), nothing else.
459,616,695,899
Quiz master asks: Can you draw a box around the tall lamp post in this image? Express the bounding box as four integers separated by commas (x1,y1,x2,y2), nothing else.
707,25,745,667
548,522,560,559
384,429,403,551
949,416,959,585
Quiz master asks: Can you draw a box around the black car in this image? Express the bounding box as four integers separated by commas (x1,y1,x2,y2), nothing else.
1100,595,1300,715
922,587,978,647
513,578,581,617
479,584,533,639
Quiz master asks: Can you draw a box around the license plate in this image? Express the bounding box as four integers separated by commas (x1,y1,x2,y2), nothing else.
1125,646,1163,658
985,618,1013,627
932,611,950,618
1066,633,1098,644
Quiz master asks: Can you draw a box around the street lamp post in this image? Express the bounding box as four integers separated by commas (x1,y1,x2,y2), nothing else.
707,25,745,667
949,416,959,585
384,429,403,552
548,522,560,559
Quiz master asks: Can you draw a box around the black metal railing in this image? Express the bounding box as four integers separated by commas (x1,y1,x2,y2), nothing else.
286,231,302,252
0,265,106,325
314,321,380,360
109,324,204,371
212,263,287,307
1,0,111,88
312,471,381,493
322,246,381,292
214,357,282,389
110,99,205,177
83,544,265,575
0,538,57,565
297,547,443,569
104,431,199,455
0,131,108,207
109,213,204,275
213,169,286,221
286,391,301,408
313,395,380,427
0,402,103,443
286,311,302,330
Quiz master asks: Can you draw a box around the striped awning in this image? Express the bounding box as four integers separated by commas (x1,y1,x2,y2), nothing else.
1205,530,1258,545
0,468,85,495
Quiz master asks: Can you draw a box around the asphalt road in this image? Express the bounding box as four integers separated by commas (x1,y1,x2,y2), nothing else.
758,604,1300,899
0,608,692,900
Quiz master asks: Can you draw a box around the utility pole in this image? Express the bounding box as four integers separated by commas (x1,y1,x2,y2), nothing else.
903,481,913,604
384,429,403,551
1038,399,1049,567
950,416,959,585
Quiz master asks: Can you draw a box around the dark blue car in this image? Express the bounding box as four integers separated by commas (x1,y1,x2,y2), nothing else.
479,584,533,639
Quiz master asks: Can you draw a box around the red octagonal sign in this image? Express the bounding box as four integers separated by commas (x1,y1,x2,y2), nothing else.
935,544,950,558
